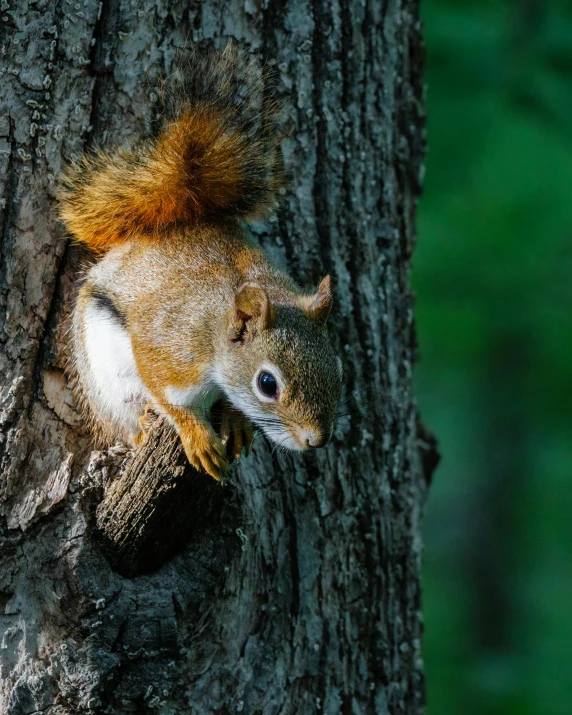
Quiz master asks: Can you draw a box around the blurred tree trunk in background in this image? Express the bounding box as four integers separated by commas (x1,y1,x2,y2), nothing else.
0,1,428,713
464,331,530,714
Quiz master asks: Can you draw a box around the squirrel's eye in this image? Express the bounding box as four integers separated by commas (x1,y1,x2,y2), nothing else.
258,371,278,398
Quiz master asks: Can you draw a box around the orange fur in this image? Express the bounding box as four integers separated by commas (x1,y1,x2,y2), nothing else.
59,45,284,253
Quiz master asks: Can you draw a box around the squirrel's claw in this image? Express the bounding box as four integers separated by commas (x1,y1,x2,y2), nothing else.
178,418,228,481
138,404,158,434
133,404,159,447
221,405,254,461
188,446,227,481
185,437,228,481
242,422,254,457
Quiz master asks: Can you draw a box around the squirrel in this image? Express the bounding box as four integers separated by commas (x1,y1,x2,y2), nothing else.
58,44,342,480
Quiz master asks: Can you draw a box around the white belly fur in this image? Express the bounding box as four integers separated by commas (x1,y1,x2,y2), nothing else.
83,301,149,438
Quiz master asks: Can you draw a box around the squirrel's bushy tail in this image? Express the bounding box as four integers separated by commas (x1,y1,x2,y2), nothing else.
59,44,284,252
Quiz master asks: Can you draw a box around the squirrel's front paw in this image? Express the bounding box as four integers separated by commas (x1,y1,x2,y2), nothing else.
179,419,228,481
136,403,159,441
220,405,254,461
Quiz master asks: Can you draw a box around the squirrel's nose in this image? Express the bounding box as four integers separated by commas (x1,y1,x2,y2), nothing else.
305,431,328,448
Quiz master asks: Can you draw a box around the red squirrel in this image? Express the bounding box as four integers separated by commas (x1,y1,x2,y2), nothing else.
59,45,342,480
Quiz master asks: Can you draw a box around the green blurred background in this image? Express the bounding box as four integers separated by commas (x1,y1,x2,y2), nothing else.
415,1,572,713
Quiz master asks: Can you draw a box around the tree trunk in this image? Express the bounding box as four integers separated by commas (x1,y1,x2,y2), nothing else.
0,1,428,713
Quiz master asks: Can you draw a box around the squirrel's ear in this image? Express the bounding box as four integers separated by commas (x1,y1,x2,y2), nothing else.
229,282,275,342
304,275,333,324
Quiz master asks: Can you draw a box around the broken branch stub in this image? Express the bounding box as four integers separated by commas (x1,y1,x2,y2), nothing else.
94,415,223,577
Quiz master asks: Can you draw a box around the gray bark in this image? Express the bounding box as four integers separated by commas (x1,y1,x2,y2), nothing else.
0,0,429,713
94,415,230,578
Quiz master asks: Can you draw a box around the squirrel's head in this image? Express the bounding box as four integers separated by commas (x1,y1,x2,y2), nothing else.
216,277,342,451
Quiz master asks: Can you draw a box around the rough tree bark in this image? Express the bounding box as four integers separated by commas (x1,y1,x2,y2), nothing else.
0,0,428,713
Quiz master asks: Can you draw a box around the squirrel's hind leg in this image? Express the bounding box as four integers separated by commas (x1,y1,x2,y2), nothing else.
72,284,151,444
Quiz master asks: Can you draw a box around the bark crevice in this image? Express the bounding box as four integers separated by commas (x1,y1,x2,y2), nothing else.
0,1,427,712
